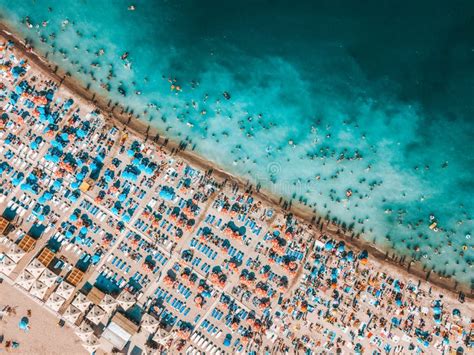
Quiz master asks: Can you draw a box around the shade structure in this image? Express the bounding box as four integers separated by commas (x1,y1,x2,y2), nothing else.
29,279,48,299
63,304,81,323
45,293,66,312
72,292,92,313
7,245,26,263
86,305,106,325
116,290,135,309
55,281,75,299
15,270,35,290
0,255,16,275
25,258,46,279
141,313,159,333
39,268,57,287
99,294,118,313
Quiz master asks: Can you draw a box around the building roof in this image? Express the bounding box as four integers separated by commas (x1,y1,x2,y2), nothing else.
101,313,139,350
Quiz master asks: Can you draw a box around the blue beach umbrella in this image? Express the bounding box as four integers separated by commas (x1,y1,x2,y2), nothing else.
324,241,333,251
19,317,29,331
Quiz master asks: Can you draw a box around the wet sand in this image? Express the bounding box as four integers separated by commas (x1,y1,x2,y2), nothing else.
0,281,86,354
0,21,471,301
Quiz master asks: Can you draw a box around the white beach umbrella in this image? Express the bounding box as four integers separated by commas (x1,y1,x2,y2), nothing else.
39,268,57,287
25,258,47,279
99,294,118,313
153,328,173,345
117,290,135,309
45,293,66,312
15,270,35,290
7,245,26,263
72,292,92,313
55,281,75,299
75,320,94,341
86,305,106,325
141,313,159,333
0,255,16,275
29,279,48,299
63,304,82,323
82,334,100,353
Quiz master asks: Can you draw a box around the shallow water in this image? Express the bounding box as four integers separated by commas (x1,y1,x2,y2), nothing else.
1,0,473,284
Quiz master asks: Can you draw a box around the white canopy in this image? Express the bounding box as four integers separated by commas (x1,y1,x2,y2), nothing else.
72,293,92,313
0,255,16,275
63,304,81,323
100,294,118,313
39,268,57,287
29,279,48,299
141,313,159,333
55,281,75,299
15,270,35,290
82,334,100,353
7,245,26,263
25,259,47,278
86,305,106,325
45,293,66,312
117,290,135,309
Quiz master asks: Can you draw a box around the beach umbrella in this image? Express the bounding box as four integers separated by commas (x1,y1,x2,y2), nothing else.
0,256,16,276
72,293,92,313
337,242,345,253
324,241,333,251
18,317,29,331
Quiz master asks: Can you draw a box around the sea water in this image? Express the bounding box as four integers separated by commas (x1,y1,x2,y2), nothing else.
1,0,473,285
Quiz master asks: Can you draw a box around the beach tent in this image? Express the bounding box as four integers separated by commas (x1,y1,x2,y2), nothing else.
99,294,118,313
45,293,66,312
72,292,92,313
75,321,94,341
55,281,75,299
25,258,46,279
7,245,26,263
117,290,135,309
86,305,106,325
0,255,16,275
29,280,48,299
39,268,57,287
141,313,159,333
15,270,35,291
63,304,82,323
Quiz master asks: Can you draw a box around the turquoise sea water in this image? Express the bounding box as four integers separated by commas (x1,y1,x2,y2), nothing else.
1,1,473,285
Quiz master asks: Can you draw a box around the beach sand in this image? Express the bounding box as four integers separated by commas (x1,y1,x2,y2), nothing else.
0,22,471,302
0,281,86,354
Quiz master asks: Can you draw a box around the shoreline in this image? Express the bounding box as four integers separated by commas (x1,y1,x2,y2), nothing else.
0,21,472,299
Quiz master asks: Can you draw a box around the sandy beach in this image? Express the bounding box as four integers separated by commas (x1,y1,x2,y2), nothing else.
0,22,470,300
0,280,86,354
